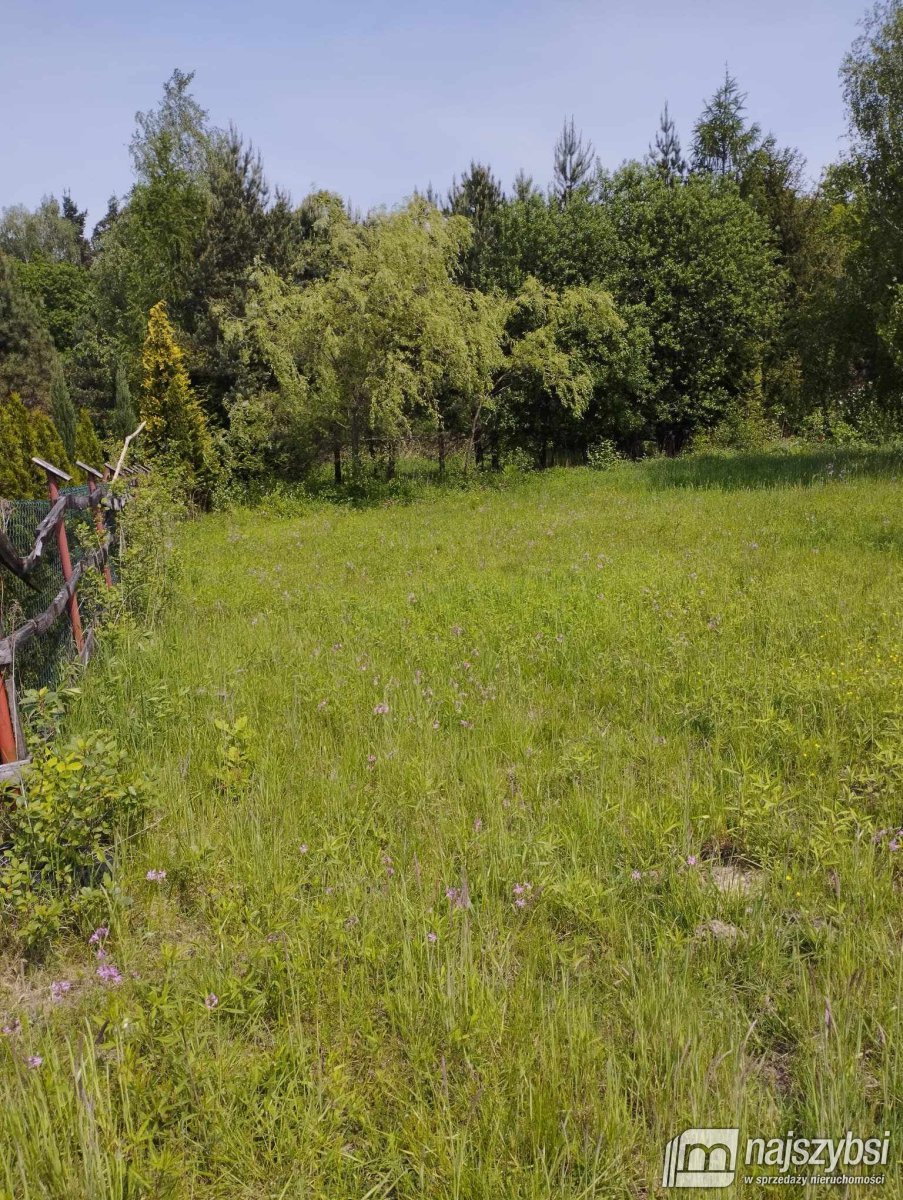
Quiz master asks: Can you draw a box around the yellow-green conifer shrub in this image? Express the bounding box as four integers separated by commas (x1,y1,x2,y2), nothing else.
29,410,73,482
140,301,213,488
0,393,35,498
73,408,105,480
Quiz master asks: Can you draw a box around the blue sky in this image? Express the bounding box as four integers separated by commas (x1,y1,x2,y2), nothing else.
2,0,869,230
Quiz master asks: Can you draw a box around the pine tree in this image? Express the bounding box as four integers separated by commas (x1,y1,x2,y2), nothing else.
61,191,91,265
73,408,105,475
446,161,505,289
513,170,538,201
553,117,596,203
691,69,761,177
90,196,120,256
0,252,60,409
112,360,138,440
140,301,212,478
648,103,686,182
50,368,76,457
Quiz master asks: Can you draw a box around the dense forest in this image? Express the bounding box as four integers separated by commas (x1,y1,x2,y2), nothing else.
4,0,903,498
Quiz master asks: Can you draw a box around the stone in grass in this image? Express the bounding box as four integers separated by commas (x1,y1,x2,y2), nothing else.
709,863,762,897
695,919,743,943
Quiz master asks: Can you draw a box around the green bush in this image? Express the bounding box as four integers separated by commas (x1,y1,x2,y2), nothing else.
693,394,779,452
798,390,903,447
0,724,145,954
585,438,621,470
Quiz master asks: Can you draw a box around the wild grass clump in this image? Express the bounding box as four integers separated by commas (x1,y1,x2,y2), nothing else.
1,449,901,1198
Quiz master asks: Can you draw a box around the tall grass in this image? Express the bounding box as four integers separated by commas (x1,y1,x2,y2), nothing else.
1,448,901,1198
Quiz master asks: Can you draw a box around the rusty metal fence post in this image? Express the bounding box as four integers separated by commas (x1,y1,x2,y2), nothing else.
0,671,20,767
33,457,85,656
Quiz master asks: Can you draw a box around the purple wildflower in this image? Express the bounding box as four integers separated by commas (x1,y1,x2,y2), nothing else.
631,869,642,881
686,855,698,867
88,926,109,945
146,868,167,883
96,963,123,986
26,1055,42,1070
445,885,468,910
204,993,219,1010
427,931,438,944
50,981,72,1002
2,1019,21,1037
373,702,390,715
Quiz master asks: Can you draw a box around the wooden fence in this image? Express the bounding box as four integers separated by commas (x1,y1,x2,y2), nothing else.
0,452,148,782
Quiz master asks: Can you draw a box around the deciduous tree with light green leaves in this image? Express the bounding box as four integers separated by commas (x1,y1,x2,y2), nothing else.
837,0,903,414
488,276,652,465
225,199,504,479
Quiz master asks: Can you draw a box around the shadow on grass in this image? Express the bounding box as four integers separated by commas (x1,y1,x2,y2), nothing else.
640,445,903,492
238,458,517,514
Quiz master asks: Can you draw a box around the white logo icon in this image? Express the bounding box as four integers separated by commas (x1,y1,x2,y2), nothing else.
662,1127,740,1189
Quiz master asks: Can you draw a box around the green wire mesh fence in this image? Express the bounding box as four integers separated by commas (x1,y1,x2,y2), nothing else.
0,486,118,691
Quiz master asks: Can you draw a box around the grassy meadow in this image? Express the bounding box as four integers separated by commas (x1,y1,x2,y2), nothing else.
2,447,903,1198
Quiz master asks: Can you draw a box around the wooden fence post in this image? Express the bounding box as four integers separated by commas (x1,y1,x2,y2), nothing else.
77,461,113,588
32,457,84,656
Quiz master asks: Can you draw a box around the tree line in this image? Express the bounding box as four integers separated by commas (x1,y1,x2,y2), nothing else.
3,1,903,498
